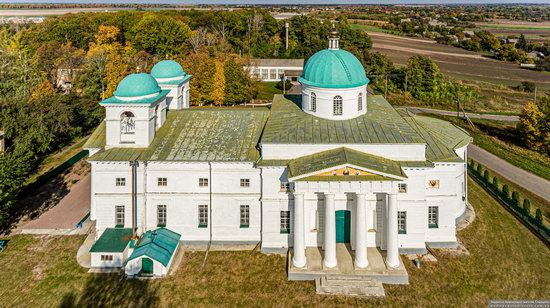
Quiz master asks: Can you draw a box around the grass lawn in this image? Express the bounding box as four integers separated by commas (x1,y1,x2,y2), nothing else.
0,180,548,306
255,82,283,100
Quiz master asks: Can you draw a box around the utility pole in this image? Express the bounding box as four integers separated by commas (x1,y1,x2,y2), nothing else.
285,22,289,51
534,86,537,103
384,75,388,98
404,73,408,98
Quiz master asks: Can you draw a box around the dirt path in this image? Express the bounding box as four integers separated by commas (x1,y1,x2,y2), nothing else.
407,107,519,122
468,144,550,203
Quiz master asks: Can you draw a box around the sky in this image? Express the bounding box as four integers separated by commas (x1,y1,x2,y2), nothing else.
3,0,550,4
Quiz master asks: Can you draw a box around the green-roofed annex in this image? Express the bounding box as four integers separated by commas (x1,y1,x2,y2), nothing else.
128,228,181,267
90,228,133,253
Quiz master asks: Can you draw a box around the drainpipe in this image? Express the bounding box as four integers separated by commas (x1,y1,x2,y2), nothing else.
130,160,135,238
143,161,148,233
209,161,213,244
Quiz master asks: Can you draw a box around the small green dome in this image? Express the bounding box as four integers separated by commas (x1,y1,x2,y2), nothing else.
150,60,186,79
114,73,161,98
299,49,369,89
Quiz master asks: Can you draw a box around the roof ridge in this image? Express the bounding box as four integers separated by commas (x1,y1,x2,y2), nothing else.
332,50,353,82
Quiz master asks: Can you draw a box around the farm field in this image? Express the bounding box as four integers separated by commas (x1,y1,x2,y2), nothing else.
0,180,548,306
368,32,550,90
474,20,550,43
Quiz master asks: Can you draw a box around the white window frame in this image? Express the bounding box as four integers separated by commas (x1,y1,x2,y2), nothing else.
115,178,126,187
428,206,439,228
280,210,290,234
310,92,316,112
240,178,250,187
199,178,209,187
398,211,407,234
333,95,343,115
115,205,125,227
101,255,113,261
198,204,208,227
240,205,250,227
398,183,407,193
157,177,167,187
157,204,167,226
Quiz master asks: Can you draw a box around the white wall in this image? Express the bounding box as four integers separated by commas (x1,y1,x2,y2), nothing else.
301,84,367,120
250,66,303,82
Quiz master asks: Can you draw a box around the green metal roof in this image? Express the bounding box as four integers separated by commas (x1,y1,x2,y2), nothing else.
88,108,269,162
128,228,181,267
100,90,169,105
299,49,369,89
151,60,186,79
90,228,133,253
83,121,106,149
287,147,406,179
398,110,471,163
113,73,161,98
261,95,426,145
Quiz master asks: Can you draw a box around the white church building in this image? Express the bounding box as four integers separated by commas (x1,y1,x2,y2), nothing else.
84,31,471,279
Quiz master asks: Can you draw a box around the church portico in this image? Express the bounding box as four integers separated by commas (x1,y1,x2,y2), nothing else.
291,185,402,271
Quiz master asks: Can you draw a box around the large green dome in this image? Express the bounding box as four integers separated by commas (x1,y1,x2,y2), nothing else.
150,60,186,79
114,73,161,98
299,49,369,89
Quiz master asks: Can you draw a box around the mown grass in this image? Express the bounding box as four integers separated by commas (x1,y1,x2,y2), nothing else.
255,82,283,100
0,180,548,306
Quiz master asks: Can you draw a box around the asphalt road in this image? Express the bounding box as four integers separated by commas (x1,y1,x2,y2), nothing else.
407,107,519,122
468,144,550,202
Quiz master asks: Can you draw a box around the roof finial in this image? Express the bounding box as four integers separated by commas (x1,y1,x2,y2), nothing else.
328,22,340,50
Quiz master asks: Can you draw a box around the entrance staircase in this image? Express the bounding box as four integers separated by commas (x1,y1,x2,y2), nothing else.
315,275,385,298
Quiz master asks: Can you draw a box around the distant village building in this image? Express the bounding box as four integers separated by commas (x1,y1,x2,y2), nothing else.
248,58,304,82
56,68,80,94
84,30,471,280
528,51,545,59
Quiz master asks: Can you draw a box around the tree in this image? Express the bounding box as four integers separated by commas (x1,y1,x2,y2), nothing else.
535,209,543,225
212,58,225,106
223,57,252,105
180,52,215,106
516,34,528,51
132,13,191,56
405,56,443,101
523,199,531,215
517,101,544,151
492,176,499,188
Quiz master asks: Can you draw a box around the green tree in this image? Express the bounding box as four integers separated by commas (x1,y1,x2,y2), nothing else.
132,13,191,56
516,34,528,51
405,56,443,101
224,57,252,105
517,101,544,151
181,52,215,106
492,176,499,188
523,199,531,215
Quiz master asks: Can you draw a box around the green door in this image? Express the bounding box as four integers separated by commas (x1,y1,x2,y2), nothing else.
141,258,154,275
335,210,351,243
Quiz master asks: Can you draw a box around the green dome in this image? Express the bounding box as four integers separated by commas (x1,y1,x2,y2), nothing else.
114,73,161,98
299,49,369,89
150,60,186,79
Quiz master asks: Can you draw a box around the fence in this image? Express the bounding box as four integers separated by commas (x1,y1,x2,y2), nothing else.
468,161,550,246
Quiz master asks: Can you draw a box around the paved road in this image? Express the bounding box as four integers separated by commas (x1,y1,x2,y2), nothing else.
468,144,550,202
407,107,519,122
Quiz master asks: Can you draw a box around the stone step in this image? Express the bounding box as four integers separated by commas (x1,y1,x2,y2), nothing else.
316,276,385,298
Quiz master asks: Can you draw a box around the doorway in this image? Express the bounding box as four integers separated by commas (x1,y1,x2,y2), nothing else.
335,210,351,243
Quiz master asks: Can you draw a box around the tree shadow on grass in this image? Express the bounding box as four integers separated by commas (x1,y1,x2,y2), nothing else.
59,273,160,308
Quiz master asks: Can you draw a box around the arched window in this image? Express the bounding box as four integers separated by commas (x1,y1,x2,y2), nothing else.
120,111,135,134
310,92,317,112
333,95,343,116
358,93,363,111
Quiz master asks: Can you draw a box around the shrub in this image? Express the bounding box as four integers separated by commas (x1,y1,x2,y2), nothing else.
512,191,520,204
468,159,473,166
516,81,536,93
477,164,483,174
492,176,499,187
275,79,293,91
535,209,543,224
483,170,490,180
502,184,510,198
523,199,531,215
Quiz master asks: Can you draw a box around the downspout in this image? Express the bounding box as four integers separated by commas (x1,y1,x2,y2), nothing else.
255,156,263,247
143,161,148,233
133,160,139,238
209,161,213,245
130,160,135,238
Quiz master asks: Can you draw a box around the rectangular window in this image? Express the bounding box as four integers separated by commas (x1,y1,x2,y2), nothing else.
199,178,209,187
115,205,125,227
398,211,407,234
280,182,290,192
269,69,277,80
115,178,126,187
333,97,343,115
398,183,407,193
240,178,250,187
157,204,167,227
280,211,290,234
101,255,113,261
261,69,268,80
157,177,167,187
198,204,208,227
240,205,250,227
428,206,439,228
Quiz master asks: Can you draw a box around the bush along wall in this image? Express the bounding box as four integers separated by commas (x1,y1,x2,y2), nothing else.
467,160,549,245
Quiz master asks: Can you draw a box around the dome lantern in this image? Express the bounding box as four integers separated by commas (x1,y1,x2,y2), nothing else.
328,23,340,50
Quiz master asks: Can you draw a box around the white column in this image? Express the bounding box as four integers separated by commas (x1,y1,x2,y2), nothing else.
386,193,400,268
292,193,306,268
324,193,337,268
355,193,368,268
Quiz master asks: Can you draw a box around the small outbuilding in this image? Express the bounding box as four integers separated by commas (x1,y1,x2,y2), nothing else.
125,228,181,277
90,228,133,269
